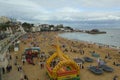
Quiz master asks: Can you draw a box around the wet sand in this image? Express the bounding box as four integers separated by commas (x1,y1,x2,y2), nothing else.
4,32,120,80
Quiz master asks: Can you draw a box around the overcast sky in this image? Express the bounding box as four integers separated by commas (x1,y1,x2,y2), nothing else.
0,0,120,22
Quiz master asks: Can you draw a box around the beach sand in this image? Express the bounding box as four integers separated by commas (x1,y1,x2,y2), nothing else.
3,32,120,80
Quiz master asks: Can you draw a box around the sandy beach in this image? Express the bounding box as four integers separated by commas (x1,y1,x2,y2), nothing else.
3,32,120,80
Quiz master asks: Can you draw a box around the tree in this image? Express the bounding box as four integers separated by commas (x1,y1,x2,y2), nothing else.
0,23,9,31
65,26,73,30
22,22,34,32
49,25,54,29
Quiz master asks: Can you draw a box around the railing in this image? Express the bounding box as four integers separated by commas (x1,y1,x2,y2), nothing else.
0,32,24,54
0,68,2,80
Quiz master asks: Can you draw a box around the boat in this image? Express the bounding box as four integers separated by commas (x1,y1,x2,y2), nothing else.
83,57,93,62
91,53,100,58
100,65,114,72
73,58,84,64
115,64,120,66
88,66,103,75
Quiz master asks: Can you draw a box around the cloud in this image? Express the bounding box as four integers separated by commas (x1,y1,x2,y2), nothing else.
0,0,120,22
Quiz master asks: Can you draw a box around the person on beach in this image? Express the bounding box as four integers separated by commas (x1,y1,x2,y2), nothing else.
19,65,22,72
22,55,26,65
9,55,12,60
14,58,17,65
2,67,5,74
24,74,29,80
113,75,118,80
42,61,45,69
82,65,84,69
80,62,83,69
16,56,18,59
22,60,25,65
7,64,12,72
113,61,116,65
40,61,42,69
17,64,20,71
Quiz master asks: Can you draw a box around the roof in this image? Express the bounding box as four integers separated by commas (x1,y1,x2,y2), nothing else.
25,47,40,51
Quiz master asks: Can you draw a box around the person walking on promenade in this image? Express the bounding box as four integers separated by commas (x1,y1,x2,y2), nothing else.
2,67,5,74
19,65,23,72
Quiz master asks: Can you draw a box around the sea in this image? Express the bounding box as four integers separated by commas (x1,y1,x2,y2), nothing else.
36,20,120,49
59,29,120,49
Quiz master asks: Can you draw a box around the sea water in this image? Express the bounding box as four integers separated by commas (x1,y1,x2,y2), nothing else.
59,28,120,49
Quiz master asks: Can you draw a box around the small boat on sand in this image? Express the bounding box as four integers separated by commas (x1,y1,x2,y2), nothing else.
88,66,103,75
73,58,84,63
83,57,93,62
99,65,114,72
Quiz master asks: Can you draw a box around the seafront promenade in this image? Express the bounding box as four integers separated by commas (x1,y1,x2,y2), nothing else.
0,32,26,80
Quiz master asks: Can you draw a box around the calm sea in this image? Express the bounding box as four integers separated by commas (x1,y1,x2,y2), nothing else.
59,29,120,49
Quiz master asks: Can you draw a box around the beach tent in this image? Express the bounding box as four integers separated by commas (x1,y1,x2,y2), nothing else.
31,47,40,51
24,47,40,64
24,47,40,55
24,47,40,51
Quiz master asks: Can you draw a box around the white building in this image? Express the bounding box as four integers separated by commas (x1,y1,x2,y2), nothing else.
31,26,41,32
41,24,49,28
31,27,36,32
59,28,65,31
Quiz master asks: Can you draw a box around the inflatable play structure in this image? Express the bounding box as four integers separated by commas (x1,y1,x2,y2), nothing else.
46,38,80,80
24,47,40,64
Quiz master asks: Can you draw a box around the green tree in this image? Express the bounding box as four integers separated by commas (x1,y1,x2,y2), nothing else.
22,22,34,32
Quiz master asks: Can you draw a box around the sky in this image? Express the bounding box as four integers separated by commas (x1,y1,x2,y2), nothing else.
0,0,120,22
